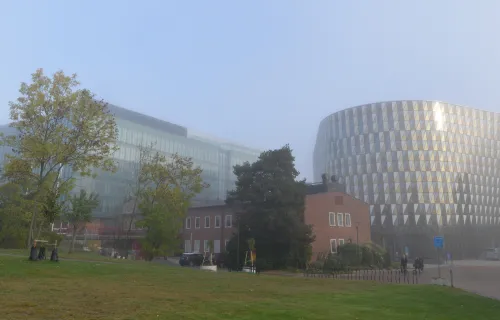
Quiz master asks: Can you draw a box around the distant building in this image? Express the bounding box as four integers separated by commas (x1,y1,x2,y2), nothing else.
313,100,500,258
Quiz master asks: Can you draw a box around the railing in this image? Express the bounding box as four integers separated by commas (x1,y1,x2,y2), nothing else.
303,268,422,284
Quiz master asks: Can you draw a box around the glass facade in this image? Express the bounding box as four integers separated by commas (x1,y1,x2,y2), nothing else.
0,105,260,218
313,101,500,236
77,105,261,217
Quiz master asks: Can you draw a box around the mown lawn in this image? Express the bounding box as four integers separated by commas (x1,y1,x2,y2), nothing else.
0,255,498,320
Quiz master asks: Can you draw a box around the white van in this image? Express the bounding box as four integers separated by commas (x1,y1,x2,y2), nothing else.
485,248,500,260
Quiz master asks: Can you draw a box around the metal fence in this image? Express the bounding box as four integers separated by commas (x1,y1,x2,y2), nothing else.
303,268,422,284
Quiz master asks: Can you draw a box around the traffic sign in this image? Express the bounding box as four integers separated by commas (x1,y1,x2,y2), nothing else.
434,236,444,248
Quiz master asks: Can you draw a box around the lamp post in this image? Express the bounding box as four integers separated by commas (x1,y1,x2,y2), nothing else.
356,222,360,259
237,220,240,270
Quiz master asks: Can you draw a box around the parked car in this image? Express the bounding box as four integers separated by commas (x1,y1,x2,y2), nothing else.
485,248,500,260
179,253,204,267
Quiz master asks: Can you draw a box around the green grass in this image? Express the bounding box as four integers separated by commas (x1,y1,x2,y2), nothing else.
0,255,498,320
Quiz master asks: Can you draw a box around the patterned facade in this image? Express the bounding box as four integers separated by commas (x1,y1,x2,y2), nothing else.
313,101,500,257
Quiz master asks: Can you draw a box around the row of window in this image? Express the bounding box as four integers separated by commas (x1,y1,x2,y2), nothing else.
184,239,230,254
329,238,346,253
328,212,352,227
185,215,233,229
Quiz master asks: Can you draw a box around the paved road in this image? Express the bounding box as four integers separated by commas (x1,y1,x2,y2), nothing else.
418,260,500,300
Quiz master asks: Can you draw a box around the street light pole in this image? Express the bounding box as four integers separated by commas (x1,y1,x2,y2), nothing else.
356,222,360,259
236,217,241,270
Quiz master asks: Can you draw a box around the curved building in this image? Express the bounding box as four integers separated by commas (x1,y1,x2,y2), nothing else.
313,100,500,258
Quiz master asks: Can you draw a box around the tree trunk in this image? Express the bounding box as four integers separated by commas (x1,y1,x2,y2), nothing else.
35,222,43,242
27,212,37,248
70,227,77,254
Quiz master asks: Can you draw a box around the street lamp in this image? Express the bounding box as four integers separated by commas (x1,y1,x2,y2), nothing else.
356,222,360,259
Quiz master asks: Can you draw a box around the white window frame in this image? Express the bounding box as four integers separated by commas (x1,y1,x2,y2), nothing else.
337,213,344,227
225,215,233,228
339,238,345,246
214,215,221,228
329,212,336,226
330,239,337,253
204,216,210,228
195,217,200,229
345,213,351,227
203,240,209,252
185,217,191,229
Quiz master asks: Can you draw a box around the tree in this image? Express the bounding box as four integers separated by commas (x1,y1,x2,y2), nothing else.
136,152,207,261
64,189,100,253
0,182,32,248
226,145,315,270
123,143,155,248
1,69,118,247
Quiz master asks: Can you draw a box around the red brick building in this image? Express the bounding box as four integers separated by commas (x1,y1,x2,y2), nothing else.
181,182,371,261
182,204,236,255
305,184,371,260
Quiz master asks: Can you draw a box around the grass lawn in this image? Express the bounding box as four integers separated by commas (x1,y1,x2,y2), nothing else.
0,255,499,320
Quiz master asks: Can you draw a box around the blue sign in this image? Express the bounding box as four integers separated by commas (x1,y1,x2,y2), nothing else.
434,236,444,248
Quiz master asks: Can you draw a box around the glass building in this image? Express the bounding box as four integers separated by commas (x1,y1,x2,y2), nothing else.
0,105,261,218
77,105,261,217
313,101,500,258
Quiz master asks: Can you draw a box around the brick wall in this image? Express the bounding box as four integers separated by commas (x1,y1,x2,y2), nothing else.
305,191,371,260
182,205,236,254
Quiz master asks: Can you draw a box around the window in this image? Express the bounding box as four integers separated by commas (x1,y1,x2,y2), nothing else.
204,240,209,252
225,215,233,228
214,215,221,228
195,217,200,229
204,216,210,228
339,239,345,246
330,239,337,253
335,196,344,205
225,239,230,251
345,213,351,227
214,240,221,254
184,240,191,253
337,213,344,227
329,212,336,226
194,240,200,252
185,217,191,229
